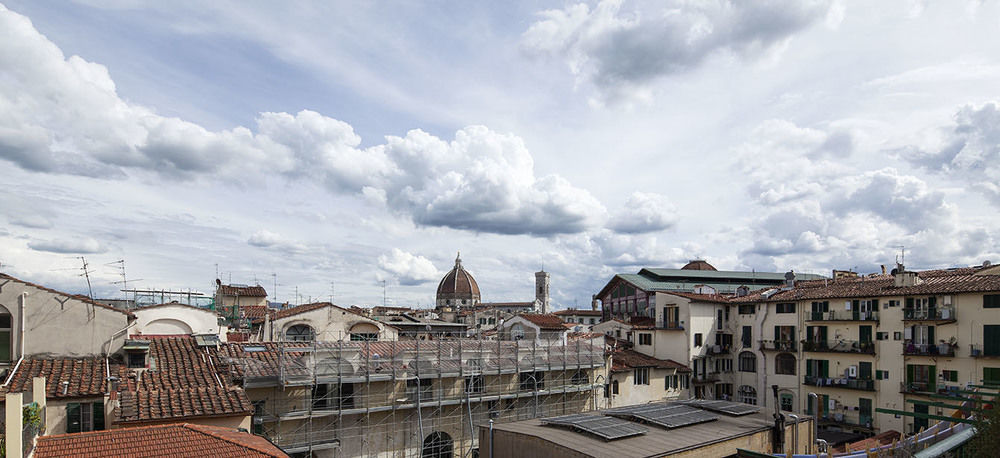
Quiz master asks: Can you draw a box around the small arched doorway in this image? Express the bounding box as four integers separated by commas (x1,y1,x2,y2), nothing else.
422,431,453,458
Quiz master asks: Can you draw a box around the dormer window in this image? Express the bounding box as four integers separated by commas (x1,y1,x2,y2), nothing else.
123,339,150,369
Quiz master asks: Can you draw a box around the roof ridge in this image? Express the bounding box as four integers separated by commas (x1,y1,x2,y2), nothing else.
0,273,132,316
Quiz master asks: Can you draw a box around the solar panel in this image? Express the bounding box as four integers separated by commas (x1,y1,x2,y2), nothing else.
541,414,648,440
605,403,719,429
677,399,761,416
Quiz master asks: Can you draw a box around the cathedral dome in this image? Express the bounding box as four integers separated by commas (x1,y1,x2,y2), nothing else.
436,253,481,307
681,260,717,271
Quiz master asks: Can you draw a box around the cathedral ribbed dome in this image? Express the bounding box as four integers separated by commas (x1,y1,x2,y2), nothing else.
436,253,480,304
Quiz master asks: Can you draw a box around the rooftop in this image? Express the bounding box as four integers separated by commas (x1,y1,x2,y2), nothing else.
518,313,570,330
217,283,268,298
553,309,603,316
34,423,287,457
609,348,690,373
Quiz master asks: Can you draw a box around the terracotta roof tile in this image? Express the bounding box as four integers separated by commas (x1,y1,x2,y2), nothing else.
117,386,252,423
610,349,690,373
2,357,113,399
217,284,268,297
519,313,569,330
34,423,287,457
553,309,603,316
744,267,1000,302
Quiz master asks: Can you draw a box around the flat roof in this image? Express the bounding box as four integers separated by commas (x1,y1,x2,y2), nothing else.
487,402,810,458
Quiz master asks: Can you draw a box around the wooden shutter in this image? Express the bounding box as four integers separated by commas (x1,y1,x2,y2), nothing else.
806,359,814,377
986,326,1000,356
906,298,914,308
821,360,829,378
774,326,781,341
860,326,872,344
929,296,937,308
67,402,81,433
928,365,936,392
906,365,915,385
852,300,860,320
928,326,935,345
92,402,105,431
859,362,872,380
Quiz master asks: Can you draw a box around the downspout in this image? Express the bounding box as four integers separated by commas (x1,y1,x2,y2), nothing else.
788,414,800,455
808,392,819,454
2,292,27,387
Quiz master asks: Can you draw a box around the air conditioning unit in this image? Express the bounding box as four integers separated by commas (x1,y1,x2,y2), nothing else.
848,365,858,378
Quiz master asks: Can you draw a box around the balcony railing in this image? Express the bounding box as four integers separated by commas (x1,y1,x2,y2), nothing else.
818,410,874,430
657,322,685,330
691,372,721,384
802,340,876,355
807,310,879,322
707,344,732,356
903,306,956,322
903,342,956,357
758,340,797,352
804,375,876,391
970,344,1000,358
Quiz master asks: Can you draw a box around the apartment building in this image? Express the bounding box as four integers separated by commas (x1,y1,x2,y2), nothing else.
729,263,1000,443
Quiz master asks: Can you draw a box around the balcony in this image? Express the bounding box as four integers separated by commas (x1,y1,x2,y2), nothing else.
804,375,875,391
758,340,797,352
802,340,875,355
657,322,685,331
903,306,956,323
903,342,956,357
707,344,731,356
818,410,874,431
807,310,879,322
691,372,721,384
970,344,1000,358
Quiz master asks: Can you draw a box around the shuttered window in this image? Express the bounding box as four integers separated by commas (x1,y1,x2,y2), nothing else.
985,295,1000,308
985,326,1000,356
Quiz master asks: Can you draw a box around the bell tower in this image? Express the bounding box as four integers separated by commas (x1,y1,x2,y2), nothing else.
535,270,550,314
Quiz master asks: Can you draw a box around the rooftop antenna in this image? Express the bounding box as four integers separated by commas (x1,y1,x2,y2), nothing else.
382,280,387,307
272,273,278,303
107,259,142,304
77,256,94,299
330,281,335,304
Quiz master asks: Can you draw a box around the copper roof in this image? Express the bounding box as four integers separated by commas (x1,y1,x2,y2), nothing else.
217,284,268,297
34,423,287,457
681,260,717,271
610,348,690,373
436,253,481,299
519,313,570,330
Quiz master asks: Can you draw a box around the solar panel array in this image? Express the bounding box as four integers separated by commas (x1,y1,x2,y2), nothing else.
605,403,719,429
541,414,648,441
676,399,761,416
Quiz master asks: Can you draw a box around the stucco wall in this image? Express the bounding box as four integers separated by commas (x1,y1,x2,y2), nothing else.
271,305,397,341
133,304,221,336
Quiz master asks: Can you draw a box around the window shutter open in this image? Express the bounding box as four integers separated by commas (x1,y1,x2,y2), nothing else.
93,401,105,431
929,365,937,392
67,402,81,433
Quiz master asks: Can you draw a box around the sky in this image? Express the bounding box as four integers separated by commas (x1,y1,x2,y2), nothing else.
1,0,999,309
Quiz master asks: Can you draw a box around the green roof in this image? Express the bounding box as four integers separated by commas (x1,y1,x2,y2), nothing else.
639,268,825,282
598,268,827,298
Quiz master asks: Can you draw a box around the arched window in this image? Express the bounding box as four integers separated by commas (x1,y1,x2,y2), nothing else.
510,323,524,340
738,385,757,405
422,431,453,458
0,307,11,362
738,351,756,373
775,353,796,375
285,324,314,342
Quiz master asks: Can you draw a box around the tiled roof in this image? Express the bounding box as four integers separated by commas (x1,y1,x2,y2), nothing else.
34,423,287,457
2,357,113,399
744,267,1000,302
118,386,252,423
610,349,690,373
272,301,370,321
0,273,133,316
479,301,535,308
662,291,732,303
627,316,655,330
553,309,603,316
519,313,569,330
116,336,252,424
217,284,268,297
242,304,275,324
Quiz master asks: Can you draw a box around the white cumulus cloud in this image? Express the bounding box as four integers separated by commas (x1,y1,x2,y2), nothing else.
377,248,440,286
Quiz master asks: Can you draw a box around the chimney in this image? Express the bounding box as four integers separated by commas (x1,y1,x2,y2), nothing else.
784,270,796,288
591,295,599,311
880,265,886,275
893,264,923,287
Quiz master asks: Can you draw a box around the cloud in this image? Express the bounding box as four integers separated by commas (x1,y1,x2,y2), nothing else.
28,236,106,254
9,215,53,229
0,5,604,237
247,230,306,253
522,0,831,102
608,192,678,233
377,249,440,286
901,102,1000,206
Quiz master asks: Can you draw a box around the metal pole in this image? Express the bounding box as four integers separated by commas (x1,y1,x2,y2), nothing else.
808,392,818,454
489,418,494,458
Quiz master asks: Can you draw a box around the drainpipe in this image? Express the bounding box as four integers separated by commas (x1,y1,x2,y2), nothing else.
2,293,28,387
489,418,494,458
808,392,819,454
788,414,800,455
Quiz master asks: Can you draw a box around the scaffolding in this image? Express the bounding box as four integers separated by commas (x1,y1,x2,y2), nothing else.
215,334,606,457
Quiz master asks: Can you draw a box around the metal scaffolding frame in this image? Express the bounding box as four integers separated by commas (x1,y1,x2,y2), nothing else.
217,334,605,457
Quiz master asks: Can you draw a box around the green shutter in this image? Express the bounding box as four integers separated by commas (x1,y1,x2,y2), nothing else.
67,403,81,433
859,362,872,380
92,402,105,431
872,299,879,309
906,298,914,308
907,365,915,385
929,365,936,392
774,326,781,341
852,300,860,320
860,326,872,345
928,326,935,345
986,326,1000,356
819,326,828,343
985,368,1000,384
0,330,9,362
821,360,829,378
806,359,814,377
806,326,814,340
929,296,937,308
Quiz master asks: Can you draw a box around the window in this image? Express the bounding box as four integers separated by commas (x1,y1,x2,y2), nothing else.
907,364,936,392
251,400,265,435
738,351,756,373
612,379,620,394
465,375,485,393
775,353,796,375
510,323,525,340
780,393,794,412
876,370,889,380
694,333,703,347
774,325,795,350
350,333,378,341
776,303,795,314
519,371,544,390
741,326,752,348
571,370,588,385
127,351,146,368
942,370,959,382
313,383,354,409
717,309,723,330
589,318,596,324
985,325,1000,356
285,324,315,342
738,385,757,405
715,358,733,373
663,306,680,328
67,402,105,433
0,312,10,362
739,304,755,315
985,294,1000,308
408,378,434,400
681,374,689,389
634,367,650,385
715,383,733,400
639,333,652,346
666,375,677,390
877,332,889,340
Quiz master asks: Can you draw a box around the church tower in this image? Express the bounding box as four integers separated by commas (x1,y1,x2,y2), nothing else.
535,270,550,314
